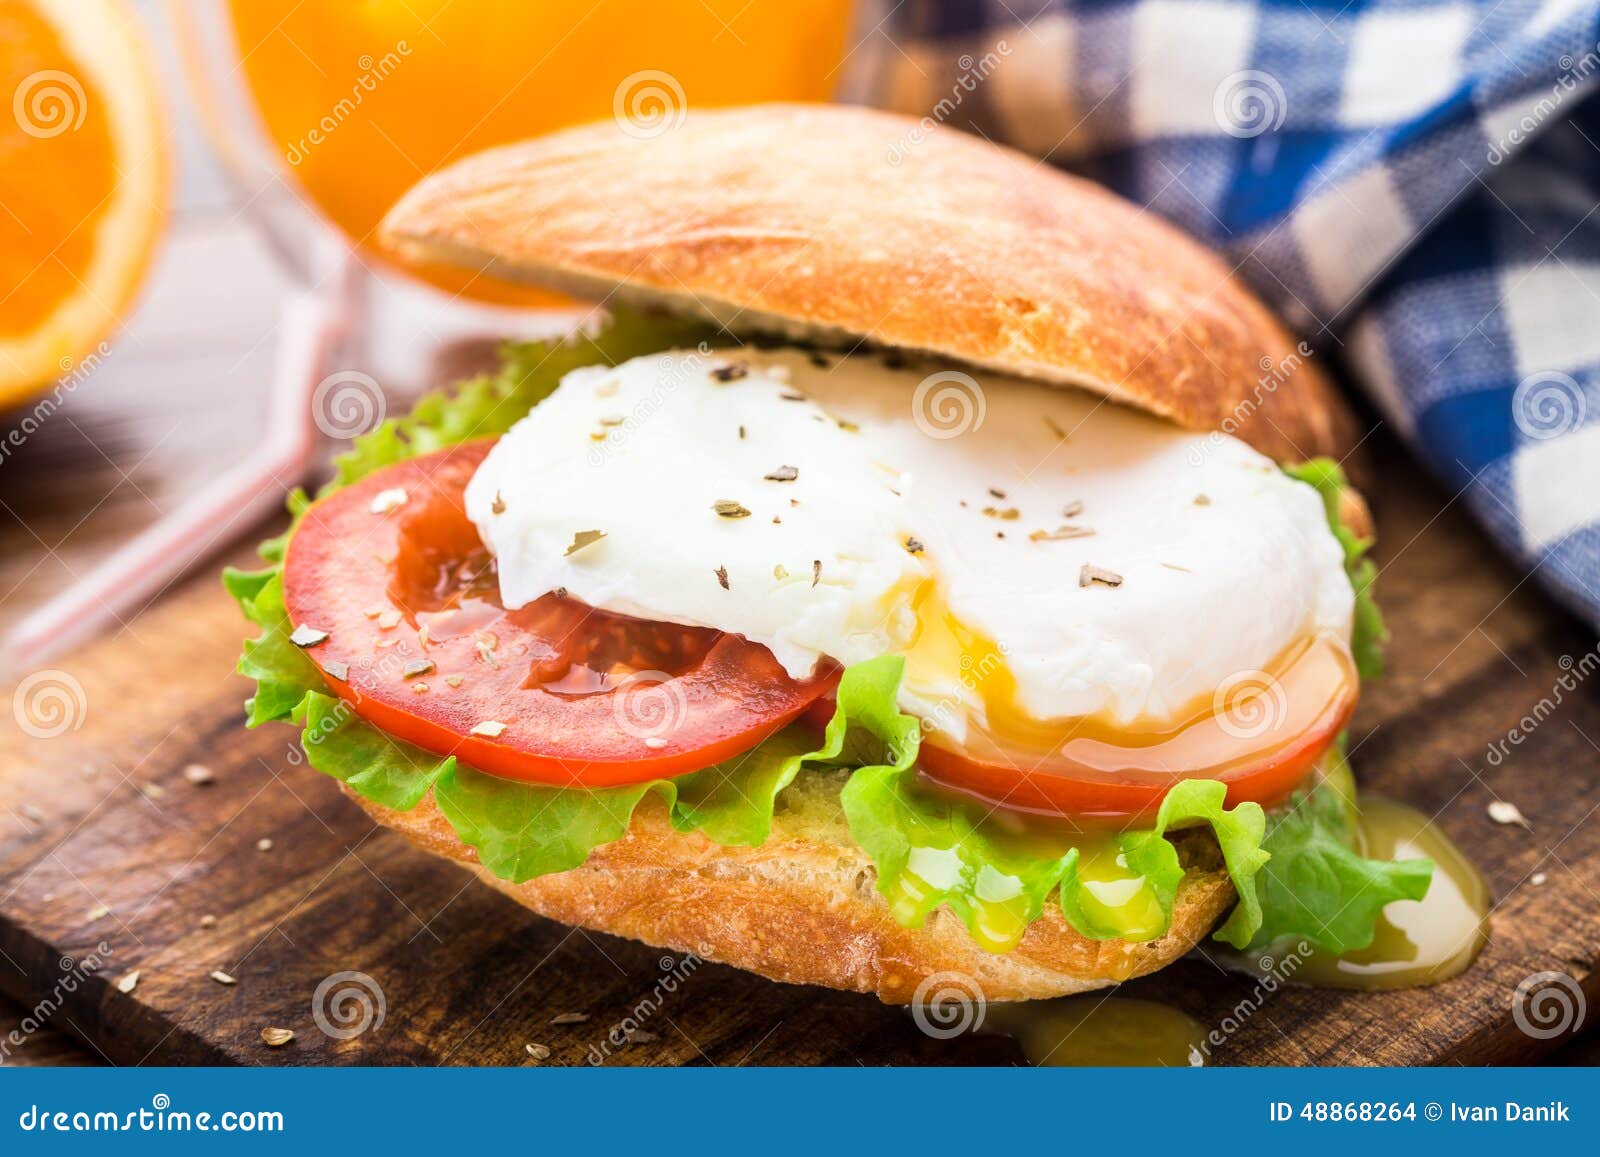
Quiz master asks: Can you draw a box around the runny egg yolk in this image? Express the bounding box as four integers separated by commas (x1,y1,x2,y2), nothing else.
901,581,1046,746
900,580,1358,779
876,773,1172,953
1072,842,1170,942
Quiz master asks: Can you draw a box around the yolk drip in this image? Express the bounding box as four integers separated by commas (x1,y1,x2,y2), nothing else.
1072,842,1168,941
880,830,1163,954
985,998,1210,1066
900,582,1053,747
876,816,1181,954
900,581,1357,779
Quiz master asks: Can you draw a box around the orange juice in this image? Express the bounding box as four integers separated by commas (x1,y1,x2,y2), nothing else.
227,0,855,304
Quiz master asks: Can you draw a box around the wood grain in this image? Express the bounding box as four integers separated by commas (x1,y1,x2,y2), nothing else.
1,438,1598,1066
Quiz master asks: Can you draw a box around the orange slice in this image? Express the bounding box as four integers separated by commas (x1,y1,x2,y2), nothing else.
0,0,168,407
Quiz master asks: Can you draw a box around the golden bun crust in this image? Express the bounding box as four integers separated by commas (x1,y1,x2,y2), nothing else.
346,769,1235,1003
383,102,1357,463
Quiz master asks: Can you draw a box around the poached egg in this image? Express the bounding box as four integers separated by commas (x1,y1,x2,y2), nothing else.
464,348,1354,747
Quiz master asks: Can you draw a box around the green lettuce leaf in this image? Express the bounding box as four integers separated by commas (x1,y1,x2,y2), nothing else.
1285,457,1388,679
1081,779,1270,949
294,691,452,812
430,662,909,882
1247,741,1433,954
224,567,322,728
431,723,824,882
667,725,821,845
434,765,661,882
837,661,1272,952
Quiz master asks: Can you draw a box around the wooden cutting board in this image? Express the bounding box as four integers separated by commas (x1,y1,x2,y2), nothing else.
2,442,1598,1067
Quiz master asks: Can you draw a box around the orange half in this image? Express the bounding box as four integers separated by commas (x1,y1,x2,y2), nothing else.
0,0,168,407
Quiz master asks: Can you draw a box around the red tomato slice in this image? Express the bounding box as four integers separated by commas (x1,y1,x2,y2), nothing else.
801,640,1355,826
913,709,1350,826
281,441,838,787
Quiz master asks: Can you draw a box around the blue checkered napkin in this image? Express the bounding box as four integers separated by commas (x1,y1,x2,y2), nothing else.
867,0,1600,630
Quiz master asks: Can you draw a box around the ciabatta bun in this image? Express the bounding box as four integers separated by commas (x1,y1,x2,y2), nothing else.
348,770,1236,1003
383,102,1358,464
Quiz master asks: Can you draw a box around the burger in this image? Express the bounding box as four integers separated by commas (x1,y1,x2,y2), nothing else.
227,104,1431,1002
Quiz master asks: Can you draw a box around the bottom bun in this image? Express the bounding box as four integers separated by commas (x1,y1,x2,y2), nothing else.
347,768,1236,1003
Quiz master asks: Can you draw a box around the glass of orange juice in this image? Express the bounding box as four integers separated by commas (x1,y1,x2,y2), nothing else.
174,0,862,349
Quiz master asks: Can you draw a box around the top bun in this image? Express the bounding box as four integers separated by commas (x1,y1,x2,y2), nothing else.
383,102,1356,463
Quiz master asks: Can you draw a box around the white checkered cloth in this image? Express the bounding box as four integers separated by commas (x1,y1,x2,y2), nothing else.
866,0,1600,630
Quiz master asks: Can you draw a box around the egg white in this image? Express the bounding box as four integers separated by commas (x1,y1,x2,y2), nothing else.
464,347,1354,743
